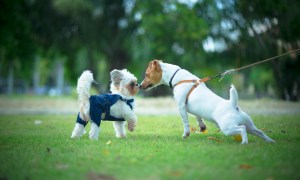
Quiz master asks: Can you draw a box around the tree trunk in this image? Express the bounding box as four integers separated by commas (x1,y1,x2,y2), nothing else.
55,59,64,95
7,61,14,95
33,55,40,94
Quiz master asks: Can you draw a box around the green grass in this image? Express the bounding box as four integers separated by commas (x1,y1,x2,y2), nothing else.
0,114,299,180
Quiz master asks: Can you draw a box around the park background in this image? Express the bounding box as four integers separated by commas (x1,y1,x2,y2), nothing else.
0,0,299,100
0,0,300,180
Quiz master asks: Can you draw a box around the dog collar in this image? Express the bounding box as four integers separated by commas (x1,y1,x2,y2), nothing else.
169,69,181,88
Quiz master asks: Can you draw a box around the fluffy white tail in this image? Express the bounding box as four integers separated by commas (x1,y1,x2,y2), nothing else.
229,85,238,107
77,70,94,121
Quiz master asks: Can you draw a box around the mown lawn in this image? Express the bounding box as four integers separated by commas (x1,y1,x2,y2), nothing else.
0,114,299,180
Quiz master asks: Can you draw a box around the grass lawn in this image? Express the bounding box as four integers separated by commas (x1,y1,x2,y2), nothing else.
0,114,299,180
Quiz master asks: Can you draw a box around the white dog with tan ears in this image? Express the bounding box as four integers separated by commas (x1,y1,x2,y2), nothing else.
71,69,139,140
140,60,275,144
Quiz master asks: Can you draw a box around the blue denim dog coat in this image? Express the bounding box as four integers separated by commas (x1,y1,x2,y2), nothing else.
76,94,134,127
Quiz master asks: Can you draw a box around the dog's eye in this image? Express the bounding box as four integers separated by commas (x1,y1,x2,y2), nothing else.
130,82,138,87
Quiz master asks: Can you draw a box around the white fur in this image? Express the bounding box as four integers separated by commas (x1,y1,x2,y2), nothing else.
71,69,138,140
143,62,275,144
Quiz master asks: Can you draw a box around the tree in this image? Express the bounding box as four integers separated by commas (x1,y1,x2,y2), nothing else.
0,0,35,94
233,0,300,100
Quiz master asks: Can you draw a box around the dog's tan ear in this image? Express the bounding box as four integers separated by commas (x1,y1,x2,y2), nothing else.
152,60,161,70
153,59,163,63
110,69,123,86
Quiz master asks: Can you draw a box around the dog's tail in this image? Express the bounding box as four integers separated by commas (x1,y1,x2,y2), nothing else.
77,70,94,121
229,85,238,107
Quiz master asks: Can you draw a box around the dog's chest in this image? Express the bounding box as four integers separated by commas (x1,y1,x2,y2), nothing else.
110,101,126,118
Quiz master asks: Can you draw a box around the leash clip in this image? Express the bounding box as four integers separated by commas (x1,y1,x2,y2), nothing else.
219,69,235,82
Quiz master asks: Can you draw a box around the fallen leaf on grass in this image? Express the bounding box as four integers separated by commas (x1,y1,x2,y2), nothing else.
202,129,208,134
106,140,112,145
207,136,222,142
239,164,253,169
168,171,182,177
233,134,242,142
191,127,208,134
190,126,197,132
87,172,115,180
261,128,272,133
56,163,69,170
102,149,110,156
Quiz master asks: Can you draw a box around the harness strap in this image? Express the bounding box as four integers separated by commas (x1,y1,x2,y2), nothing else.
185,82,200,104
119,97,134,110
173,77,212,104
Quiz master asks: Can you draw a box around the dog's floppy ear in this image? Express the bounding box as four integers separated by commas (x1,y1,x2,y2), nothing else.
110,69,123,86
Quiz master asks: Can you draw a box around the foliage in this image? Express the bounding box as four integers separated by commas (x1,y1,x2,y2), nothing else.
0,114,299,179
0,0,299,100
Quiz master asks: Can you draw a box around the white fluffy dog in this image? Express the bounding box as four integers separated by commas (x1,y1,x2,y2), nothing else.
71,69,139,140
140,60,275,144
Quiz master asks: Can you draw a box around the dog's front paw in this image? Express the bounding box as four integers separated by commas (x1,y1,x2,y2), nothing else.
116,134,126,138
127,122,136,132
182,131,190,138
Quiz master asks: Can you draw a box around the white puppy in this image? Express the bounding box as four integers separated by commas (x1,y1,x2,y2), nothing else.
71,69,139,140
140,60,275,144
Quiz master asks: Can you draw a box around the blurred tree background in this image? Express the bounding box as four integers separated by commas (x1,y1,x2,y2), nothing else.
0,0,299,100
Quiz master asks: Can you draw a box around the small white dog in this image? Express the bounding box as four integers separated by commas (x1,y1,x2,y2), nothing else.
71,69,139,140
140,60,275,144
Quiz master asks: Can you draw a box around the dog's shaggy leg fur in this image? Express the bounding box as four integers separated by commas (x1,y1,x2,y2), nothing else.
113,121,126,138
89,122,100,140
71,123,85,138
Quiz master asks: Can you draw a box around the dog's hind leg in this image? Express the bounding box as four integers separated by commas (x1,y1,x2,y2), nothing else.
241,111,276,143
221,125,248,144
89,121,100,140
248,128,276,143
71,123,85,138
196,116,206,132
246,120,276,143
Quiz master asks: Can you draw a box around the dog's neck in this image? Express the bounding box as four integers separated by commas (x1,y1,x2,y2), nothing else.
110,87,135,100
159,62,198,88
159,62,181,87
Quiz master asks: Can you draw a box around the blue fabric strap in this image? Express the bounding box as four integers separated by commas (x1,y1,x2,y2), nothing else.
119,97,134,110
